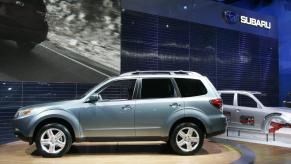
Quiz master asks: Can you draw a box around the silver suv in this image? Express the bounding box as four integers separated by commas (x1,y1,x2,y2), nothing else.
12,71,226,157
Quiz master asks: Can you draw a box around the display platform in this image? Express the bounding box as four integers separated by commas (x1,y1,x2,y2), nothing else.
217,128,291,148
0,140,240,164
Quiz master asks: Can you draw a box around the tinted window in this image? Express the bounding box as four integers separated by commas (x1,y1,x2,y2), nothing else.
174,78,207,97
220,94,234,105
141,79,175,99
99,79,136,101
238,94,257,108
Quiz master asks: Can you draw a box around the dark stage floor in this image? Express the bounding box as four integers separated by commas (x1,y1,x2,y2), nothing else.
0,140,240,164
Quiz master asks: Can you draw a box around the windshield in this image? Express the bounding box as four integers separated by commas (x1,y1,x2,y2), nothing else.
78,85,97,99
78,78,110,99
253,93,271,107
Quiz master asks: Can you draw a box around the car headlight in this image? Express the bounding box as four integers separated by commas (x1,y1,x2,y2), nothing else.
15,108,33,118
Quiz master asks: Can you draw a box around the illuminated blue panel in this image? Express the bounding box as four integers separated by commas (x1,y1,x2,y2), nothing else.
157,17,190,71
121,11,158,72
189,24,217,84
121,10,279,107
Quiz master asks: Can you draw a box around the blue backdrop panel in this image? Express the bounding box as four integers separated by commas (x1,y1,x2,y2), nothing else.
121,10,279,107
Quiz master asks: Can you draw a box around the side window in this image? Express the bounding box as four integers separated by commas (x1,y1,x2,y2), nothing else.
141,78,175,99
174,78,207,97
220,94,234,105
238,94,257,108
99,79,136,101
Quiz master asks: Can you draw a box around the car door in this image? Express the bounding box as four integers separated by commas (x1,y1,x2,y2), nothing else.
220,93,237,126
134,78,184,137
235,93,263,130
80,79,137,137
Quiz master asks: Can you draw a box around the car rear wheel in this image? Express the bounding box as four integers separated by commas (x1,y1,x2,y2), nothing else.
17,41,37,51
169,122,204,155
35,123,72,158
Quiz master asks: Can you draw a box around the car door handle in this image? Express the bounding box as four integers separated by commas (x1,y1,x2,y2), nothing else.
170,103,181,108
122,105,132,111
236,109,240,113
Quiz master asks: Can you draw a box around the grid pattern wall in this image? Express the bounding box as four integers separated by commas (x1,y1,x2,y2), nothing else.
0,81,94,144
121,10,279,106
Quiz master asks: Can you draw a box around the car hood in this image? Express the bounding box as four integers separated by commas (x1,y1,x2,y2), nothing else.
19,100,81,112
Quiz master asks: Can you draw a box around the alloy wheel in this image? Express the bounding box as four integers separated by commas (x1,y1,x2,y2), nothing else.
40,128,66,154
175,127,200,152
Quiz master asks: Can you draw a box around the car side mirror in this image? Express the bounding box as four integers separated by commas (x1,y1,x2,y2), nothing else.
86,94,100,103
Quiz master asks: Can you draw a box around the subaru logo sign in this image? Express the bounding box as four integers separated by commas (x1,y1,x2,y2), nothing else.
223,10,239,24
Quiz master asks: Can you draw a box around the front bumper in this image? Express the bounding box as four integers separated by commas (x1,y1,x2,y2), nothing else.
11,116,34,144
13,128,32,143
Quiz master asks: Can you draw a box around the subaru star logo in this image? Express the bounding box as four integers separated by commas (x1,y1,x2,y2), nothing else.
223,10,239,24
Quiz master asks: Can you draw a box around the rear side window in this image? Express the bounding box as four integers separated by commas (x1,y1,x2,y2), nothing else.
141,78,175,99
174,78,207,97
220,94,234,105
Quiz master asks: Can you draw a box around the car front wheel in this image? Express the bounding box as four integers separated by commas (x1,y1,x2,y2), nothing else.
170,122,204,155
35,123,72,158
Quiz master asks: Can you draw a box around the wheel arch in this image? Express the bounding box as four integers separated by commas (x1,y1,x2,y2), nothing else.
262,113,283,133
168,117,207,139
32,117,76,142
28,109,81,142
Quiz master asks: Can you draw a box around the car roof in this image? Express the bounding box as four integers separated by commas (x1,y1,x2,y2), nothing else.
119,71,203,78
218,90,262,95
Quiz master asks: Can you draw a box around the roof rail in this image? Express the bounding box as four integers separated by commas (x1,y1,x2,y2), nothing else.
120,70,202,76
218,90,262,95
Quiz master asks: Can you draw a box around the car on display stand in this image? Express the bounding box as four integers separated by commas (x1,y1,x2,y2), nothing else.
219,90,291,135
12,71,226,157
283,92,291,108
0,0,48,51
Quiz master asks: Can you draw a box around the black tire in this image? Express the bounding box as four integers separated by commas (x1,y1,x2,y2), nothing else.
17,41,37,52
35,123,72,158
169,122,204,155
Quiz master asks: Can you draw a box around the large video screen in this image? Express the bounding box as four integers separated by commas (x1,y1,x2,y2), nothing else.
0,0,121,83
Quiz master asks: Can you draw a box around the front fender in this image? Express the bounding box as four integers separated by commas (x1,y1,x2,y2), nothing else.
28,109,81,138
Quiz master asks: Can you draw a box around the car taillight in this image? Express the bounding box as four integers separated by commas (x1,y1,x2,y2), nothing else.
210,98,222,110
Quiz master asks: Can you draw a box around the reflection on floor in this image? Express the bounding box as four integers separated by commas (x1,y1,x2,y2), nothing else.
0,140,240,164
237,141,291,164
216,128,291,148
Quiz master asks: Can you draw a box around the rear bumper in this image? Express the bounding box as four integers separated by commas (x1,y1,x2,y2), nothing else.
207,129,225,138
206,115,227,138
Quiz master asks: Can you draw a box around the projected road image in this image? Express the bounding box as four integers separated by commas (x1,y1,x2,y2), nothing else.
46,0,121,71
0,0,120,82
0,40,118,83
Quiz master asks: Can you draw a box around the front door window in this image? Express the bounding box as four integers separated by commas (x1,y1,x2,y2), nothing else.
99,79,136,101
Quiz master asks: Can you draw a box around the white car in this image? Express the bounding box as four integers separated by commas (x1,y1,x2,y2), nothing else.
219,90,291,133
